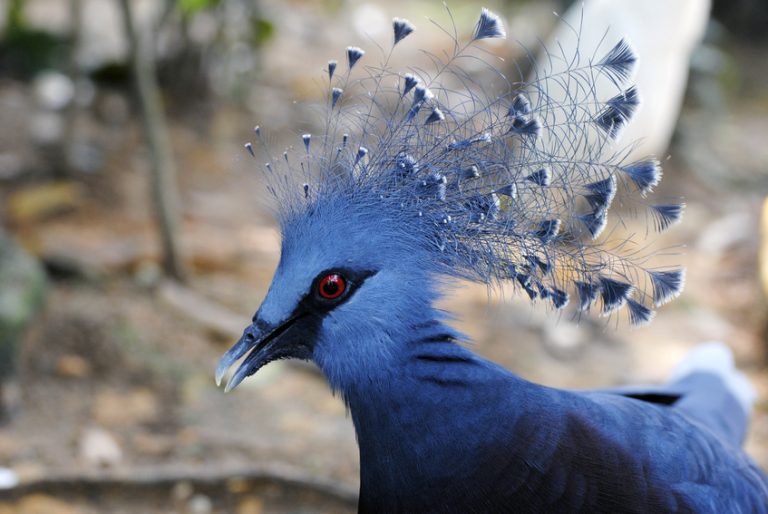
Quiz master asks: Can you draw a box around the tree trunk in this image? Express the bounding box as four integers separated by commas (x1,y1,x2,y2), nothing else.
117,0,186,281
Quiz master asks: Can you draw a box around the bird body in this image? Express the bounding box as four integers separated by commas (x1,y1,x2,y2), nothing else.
217,9,768,512
350,336,768,512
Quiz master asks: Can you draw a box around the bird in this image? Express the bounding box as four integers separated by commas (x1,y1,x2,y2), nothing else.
215,8,768,512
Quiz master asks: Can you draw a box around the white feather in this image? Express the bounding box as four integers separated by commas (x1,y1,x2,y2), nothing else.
670,341,757,416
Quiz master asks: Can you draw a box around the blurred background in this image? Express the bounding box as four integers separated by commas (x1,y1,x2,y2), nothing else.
0,0,767,512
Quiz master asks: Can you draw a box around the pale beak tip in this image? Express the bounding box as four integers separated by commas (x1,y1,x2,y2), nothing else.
215,356,234,388
223,365,250,393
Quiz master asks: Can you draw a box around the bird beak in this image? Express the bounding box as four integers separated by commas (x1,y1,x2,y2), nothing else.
215,314,307,392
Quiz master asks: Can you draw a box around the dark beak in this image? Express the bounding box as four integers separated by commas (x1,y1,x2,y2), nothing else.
215,314,310,392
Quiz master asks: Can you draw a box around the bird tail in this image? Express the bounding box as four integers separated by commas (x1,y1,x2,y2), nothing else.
670,341,757,416
669,341,756,445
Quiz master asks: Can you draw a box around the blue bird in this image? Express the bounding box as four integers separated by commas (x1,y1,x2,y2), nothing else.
217,9,768,512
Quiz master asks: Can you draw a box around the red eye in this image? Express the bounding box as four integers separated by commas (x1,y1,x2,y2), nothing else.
318,273,346,300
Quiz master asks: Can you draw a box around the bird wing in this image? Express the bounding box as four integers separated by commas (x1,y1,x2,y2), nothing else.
566,389,768,512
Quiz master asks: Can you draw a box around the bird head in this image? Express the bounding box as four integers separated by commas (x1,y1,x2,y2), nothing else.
215,8,685,394
216,188,443,393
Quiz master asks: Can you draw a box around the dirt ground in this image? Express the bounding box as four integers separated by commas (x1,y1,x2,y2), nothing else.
1,1,768,513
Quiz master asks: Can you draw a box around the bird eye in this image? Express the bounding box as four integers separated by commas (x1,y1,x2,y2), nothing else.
318,273,346,300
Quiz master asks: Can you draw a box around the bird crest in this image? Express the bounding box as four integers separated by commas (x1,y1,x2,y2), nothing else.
244,7,684,326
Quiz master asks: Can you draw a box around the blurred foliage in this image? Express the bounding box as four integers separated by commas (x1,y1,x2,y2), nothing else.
0,0,275,101
712,0,768,42
686,25,741,111
89,60,132,87
6,0,24,31
0,0,70,79
0,29,69,78
0,229,47,382
178,0,221,17
250,16,274,48
177,0,272,49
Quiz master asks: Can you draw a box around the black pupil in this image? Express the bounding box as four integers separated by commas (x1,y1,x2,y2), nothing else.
323,277,340,296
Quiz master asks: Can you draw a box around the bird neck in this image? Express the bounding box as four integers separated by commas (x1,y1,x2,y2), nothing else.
343,316,526,428
340,319,542,508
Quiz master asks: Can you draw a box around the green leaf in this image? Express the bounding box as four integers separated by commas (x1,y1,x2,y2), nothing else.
178,0,219,16
250,17,275,47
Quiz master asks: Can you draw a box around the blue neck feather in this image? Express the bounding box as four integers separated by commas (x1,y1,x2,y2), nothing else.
339,317,546,511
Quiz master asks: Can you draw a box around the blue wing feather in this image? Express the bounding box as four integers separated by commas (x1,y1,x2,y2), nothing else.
354,329,768,512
